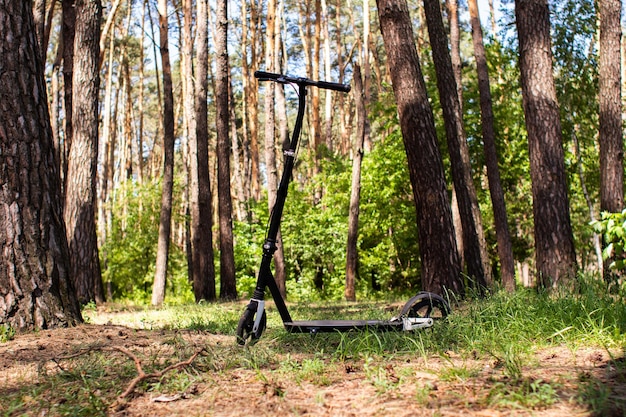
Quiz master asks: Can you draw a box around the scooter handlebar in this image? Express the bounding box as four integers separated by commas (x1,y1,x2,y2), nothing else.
254,70,351,93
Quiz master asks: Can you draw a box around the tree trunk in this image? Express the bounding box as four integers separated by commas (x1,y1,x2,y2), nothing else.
190,0,217,302
311,0,322,168
467,0,516,291
515,0,577,289
423,0,491,293
376,0,463,297
97,27,116,292
598,0,623,213
64,0,105,305
243,0,262,202
0,1,82,329
240,1,253,209
447,0,462,107
42,0,57,62
345,64,369,301
275,2,289,159
61,0,76,194
446,0,465,269
263,0,287,298
230,85,247,222
321,0,333,151
152,0,177,306
33,0,46,61
137,0,147,184
147,2,164,178
51,41,63,182
599,0,623,283
216,0,237,300
488,0,497,38
121,25,134,181
336,0,350,154
98,0,122,67
181,0,195,162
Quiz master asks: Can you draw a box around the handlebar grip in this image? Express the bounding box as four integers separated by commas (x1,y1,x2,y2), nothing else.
254,70,283,81
315,80,351,93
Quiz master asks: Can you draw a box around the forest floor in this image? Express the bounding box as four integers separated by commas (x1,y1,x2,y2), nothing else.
1,301,625,416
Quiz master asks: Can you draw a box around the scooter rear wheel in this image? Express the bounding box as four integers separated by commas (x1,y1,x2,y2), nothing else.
399,292,450,320
236,307,267,346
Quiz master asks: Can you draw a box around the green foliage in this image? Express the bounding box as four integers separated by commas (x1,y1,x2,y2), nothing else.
486,378,559,409
100,179,192,304
281,155,352,300
233,131,422,300
360,130,421,294
592,210,626,272
0,323,15,342
233,201,267,298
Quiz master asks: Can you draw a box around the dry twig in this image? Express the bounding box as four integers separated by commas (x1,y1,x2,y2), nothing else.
109,346,205,409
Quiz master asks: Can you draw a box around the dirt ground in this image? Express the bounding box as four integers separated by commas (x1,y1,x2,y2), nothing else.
1,322,624,416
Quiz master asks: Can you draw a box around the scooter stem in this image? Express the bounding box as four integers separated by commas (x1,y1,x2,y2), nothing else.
250,83,308,324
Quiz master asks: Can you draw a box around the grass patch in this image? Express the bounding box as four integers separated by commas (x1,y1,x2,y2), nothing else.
1,280,625,415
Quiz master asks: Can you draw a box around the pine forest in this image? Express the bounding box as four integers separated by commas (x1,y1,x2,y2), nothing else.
4,0,625,309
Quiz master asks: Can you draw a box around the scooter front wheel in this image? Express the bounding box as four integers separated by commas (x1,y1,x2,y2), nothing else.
236,307,267,346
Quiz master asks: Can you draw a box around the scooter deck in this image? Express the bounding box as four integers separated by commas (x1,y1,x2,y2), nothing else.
284,319,403,333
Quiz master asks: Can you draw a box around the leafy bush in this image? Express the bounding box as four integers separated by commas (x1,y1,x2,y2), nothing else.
100,179,192,304
591,210,626,271
233,136,422,301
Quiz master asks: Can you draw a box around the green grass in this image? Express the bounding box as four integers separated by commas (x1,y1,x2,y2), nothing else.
0,324,15,342
2,277,626,416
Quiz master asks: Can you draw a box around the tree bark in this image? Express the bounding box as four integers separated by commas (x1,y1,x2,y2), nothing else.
64,0,105,304
376,0,463,297
242,0,262,201
152,0,177,306
515,0,577,288
467,0,516,291
190,0,217,302
61,0,76,193
98,0,122,67
121,12,134,181
216,0,237,300
345,64,368,301
447,0,462,107
0,1,82,329
598,0,623,214
147,2,164,178
321,0,333,151
423,0,491,293
96,18,116,297
230,85,247,222
261,0,287,298
311,0,322,168
178,0,192,277
33,0,46,61
447,0,464,267
50,42,63,182
136,0,146,184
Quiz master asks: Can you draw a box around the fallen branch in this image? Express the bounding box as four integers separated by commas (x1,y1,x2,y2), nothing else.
110,346,205,409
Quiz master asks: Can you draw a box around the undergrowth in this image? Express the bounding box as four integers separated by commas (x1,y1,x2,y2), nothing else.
1,277,625,416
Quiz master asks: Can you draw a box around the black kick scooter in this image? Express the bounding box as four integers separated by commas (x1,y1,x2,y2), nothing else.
236,70,451,346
